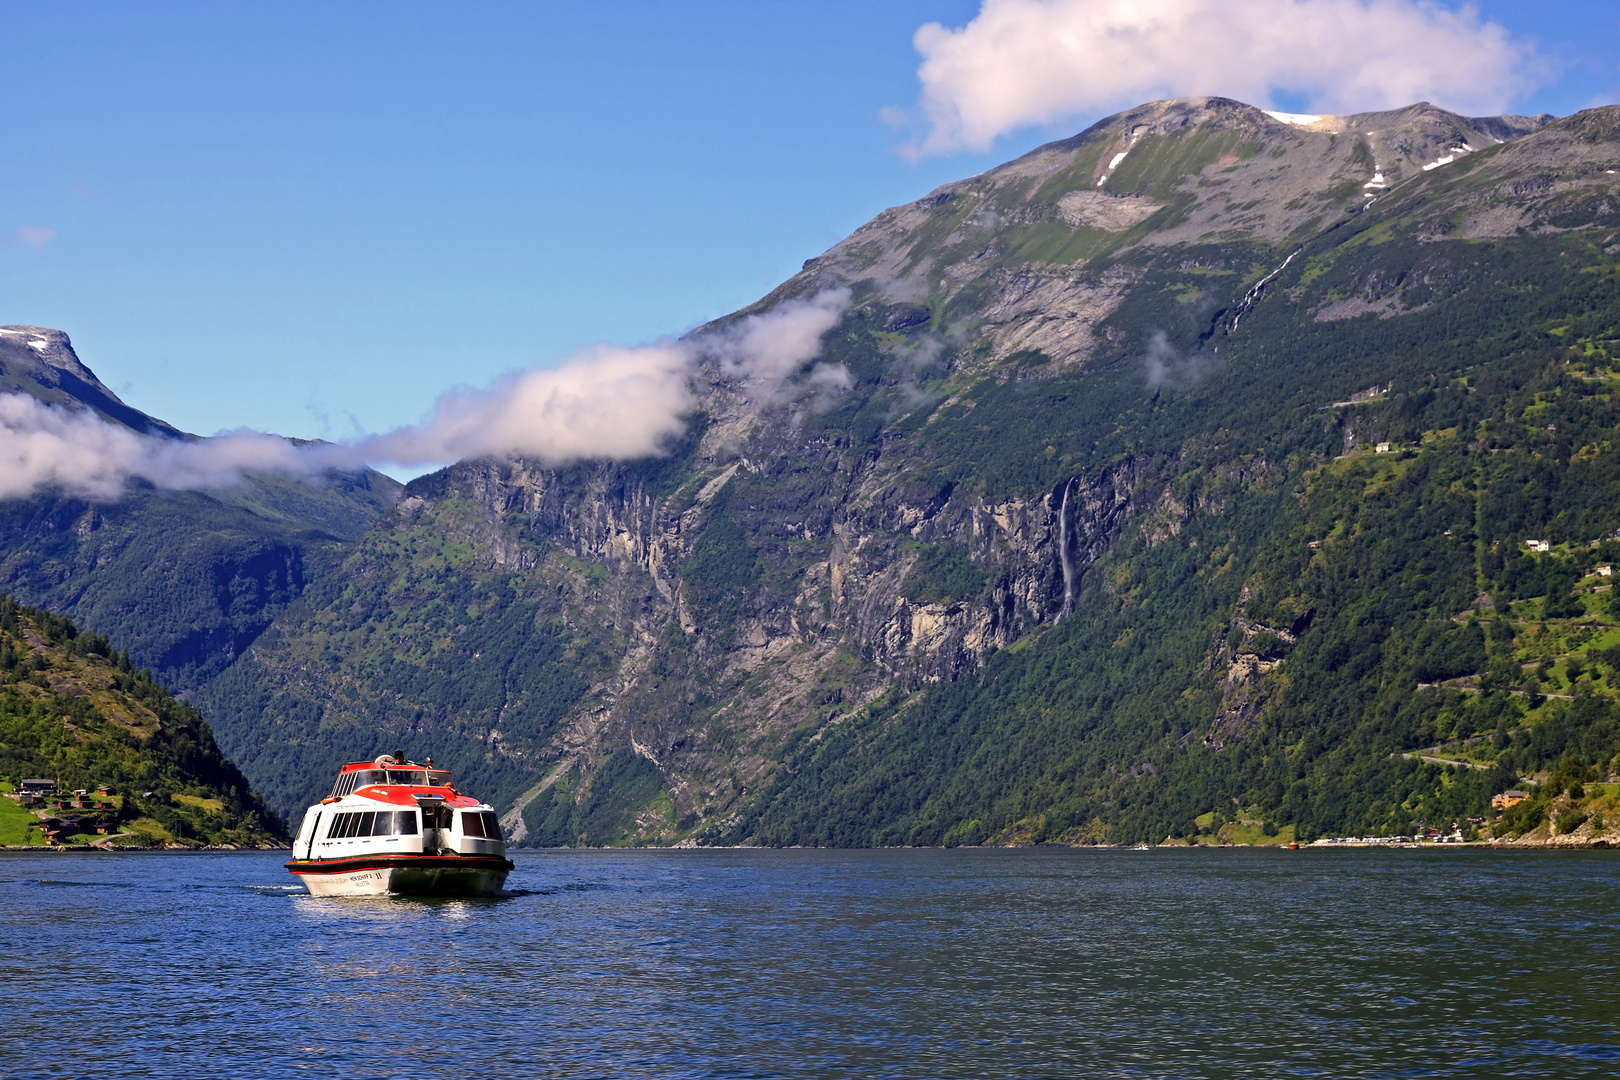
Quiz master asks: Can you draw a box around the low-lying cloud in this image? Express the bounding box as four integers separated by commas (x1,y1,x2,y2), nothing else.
0,290,852,501
1142,330,1215,389
902,0,1541,157
0,393,342,500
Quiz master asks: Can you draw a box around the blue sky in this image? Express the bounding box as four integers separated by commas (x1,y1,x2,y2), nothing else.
1,0,1616,457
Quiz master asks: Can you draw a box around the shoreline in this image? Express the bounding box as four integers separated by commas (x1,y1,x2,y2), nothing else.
4,838,1613,854
0,842,290,853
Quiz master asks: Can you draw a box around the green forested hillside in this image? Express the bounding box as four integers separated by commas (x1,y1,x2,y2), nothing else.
0,596,284,846
0,470,401,694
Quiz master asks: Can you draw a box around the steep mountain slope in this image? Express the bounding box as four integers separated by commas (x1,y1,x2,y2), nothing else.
0,327,401,692
0,595,284,846
203,98,1620,843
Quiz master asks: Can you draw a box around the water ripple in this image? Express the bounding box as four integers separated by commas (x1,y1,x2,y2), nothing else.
2,848,1618,1078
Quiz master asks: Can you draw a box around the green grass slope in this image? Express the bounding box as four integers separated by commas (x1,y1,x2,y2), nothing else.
0,596,284,846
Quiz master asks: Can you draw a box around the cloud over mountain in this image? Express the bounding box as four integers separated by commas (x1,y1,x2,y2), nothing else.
903,0,1541,156
0,393,330,500
0,291,851,499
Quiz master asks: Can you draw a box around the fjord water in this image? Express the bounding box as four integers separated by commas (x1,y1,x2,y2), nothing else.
3,850,1617,1079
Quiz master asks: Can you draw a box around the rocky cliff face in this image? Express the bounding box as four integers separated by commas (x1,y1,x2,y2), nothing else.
283,384,1154,837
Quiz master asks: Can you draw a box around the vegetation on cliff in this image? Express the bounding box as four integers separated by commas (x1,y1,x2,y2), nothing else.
733,227,1620,845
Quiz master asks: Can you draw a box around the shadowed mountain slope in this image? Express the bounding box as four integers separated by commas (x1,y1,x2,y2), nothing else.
0,328,401,694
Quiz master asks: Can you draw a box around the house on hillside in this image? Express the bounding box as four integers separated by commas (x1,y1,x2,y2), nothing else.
1492,790,1529,810
17,779,56,797
41,818,86,843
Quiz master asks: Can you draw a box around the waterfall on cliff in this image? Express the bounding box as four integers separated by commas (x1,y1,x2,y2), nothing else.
1056,478,1076,621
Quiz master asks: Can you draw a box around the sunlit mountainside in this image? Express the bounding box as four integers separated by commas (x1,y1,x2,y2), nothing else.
8,96,1620,846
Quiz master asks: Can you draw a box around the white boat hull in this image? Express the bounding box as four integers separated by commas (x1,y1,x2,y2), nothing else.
289,854,512,897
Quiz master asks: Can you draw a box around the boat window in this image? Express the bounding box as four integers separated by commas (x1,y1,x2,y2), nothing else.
395,810,418,835
426,771,450,787
461,811,486,838
341,813,360,838
482,812,502,840
353,811,374,836
386,769,425,787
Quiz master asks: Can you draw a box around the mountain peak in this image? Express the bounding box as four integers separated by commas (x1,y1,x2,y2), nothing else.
784,98,1599,355
0,325,184,438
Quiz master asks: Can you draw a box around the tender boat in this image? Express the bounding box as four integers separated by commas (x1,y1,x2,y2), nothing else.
285,751,514,897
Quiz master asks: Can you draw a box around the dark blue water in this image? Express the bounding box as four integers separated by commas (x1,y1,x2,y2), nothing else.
3,848,1618,1079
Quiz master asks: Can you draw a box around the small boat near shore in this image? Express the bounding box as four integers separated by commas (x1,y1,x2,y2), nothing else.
285,751,513,897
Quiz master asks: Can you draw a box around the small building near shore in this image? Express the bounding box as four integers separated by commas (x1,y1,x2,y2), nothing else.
1492,790,1529,810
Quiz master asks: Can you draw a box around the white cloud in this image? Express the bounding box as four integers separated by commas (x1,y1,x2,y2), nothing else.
0,393,340,500
355,339,697,468
707,287,852,404
8,225,57,250
0,291,852,500
903,0,1542,156
361,287,851,467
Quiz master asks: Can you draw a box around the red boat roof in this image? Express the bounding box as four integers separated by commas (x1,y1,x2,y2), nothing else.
356,785,479,808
